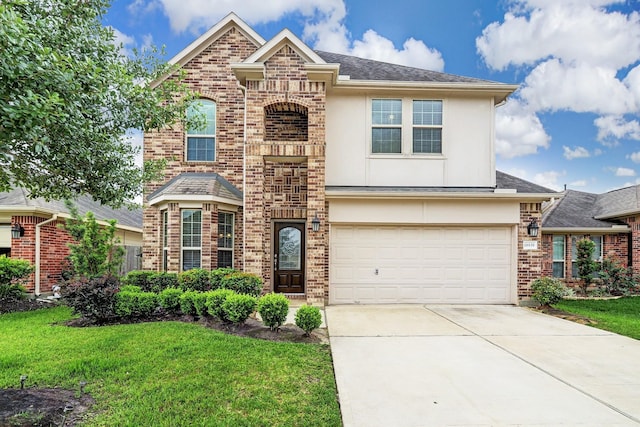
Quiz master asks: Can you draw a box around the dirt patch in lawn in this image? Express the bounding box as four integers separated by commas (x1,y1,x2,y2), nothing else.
535,306,598,326
0,388,94,427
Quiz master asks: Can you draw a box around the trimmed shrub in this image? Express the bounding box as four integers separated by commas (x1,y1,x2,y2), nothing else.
119,285,142,293
0,255,33,287
178,269,212,292
205,289,235,320
531,277,571,306
0,283,28,303
120,270,154,291
115,290,158,318
179,291,200,316
149,272,179,293
257,293,290,331
222,293,257,324
158,287,183,314
295,305,322,336
193,291,210,317
210,267,237,289
221,272,262,297
62,275,120,323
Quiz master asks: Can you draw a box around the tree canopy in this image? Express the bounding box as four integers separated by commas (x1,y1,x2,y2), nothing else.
0,0,194,207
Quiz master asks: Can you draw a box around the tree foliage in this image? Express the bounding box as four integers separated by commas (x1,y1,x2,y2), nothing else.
63,201,124,279
0,0,196,207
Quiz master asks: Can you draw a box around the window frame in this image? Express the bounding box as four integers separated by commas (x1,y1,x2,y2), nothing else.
217,212,234,269
370,97,444,156
185,99,216,162
551,235,565,278
371,98,402,154
181,209,202,271
161,210,168,271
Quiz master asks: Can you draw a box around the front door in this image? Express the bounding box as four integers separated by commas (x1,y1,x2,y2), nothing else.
274,222,305,293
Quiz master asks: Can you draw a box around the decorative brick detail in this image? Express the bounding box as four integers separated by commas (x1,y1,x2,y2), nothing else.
518,203,543,299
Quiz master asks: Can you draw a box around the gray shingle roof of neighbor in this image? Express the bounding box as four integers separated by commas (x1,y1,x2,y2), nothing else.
315,50,502,84
0,188,142,229
147,173,242,202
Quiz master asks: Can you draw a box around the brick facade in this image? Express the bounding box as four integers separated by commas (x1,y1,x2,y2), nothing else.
518,203,543,299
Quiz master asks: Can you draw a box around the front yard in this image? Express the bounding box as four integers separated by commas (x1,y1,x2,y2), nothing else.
554,297,640,340
0,307,342,426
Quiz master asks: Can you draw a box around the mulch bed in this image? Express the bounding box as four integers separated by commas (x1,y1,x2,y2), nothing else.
534,305,598,325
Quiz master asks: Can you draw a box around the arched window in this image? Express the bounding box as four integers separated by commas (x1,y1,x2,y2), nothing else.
186,99,216,161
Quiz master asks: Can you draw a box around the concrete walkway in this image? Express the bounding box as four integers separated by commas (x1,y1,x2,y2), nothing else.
326,305,640,427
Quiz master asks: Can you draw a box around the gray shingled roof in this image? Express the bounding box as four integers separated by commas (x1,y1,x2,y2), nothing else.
542,190,619,229
315,51,501,84
594,185,640,219
0,188,142,229
147,173,242,202
326,170,556,194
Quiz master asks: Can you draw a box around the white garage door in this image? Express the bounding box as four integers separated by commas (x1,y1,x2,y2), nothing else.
330,225,513,304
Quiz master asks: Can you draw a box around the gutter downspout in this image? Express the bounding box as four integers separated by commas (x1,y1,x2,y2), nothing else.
238,82,247,271
35,214,58,296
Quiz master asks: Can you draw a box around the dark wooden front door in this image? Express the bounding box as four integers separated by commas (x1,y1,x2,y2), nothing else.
274,222,305,293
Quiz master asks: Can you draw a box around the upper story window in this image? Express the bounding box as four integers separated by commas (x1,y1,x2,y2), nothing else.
413,100,442,154
186,99,216,162
371,98,443,155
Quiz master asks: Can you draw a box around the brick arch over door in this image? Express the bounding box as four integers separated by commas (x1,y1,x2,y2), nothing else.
264,101,308,142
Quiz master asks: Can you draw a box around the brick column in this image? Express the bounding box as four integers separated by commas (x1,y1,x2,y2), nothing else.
517,203,543,301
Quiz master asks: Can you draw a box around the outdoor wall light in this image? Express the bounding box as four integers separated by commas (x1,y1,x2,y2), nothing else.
527,218,539,237
311,215,320,232
11,223,25,239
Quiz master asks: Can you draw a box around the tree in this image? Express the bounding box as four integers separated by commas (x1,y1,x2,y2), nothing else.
0,0,196,207
575,238,598,296
63,201,124,279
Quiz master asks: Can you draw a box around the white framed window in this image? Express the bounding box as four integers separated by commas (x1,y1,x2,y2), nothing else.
371,99,402,153
217,212,234,268
186,99,216,162
571,235,603,278
412,100,442,154
161,210,168,271
552,235,565,278
181,209,202,271
371,98,444,155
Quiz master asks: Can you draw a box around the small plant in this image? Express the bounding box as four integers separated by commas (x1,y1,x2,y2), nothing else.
257,293,290,331
0,255,32,306
158,287,183,314
222,293,257,324
120,270,154,291
531,276,571,307
221,272,262,297
149,272,179,293
179,291,200,316
115,290,158,318
178,268,212,291
576,238,598,296
295,305,322,336
210,267,236,289
62,275,120,323
206,289,235,320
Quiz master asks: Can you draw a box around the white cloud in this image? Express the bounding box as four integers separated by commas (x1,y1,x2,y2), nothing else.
476,1,640,71
110,27,136,56
612,167,636,177
569,180,588,187
595,115,640,144
533,170,565,191
132,0,444,70
563,145,590,160
495,99,551,158
628,151,640,163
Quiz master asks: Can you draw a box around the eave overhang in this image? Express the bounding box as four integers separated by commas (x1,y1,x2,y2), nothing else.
542,226,631,234
325,188,554,202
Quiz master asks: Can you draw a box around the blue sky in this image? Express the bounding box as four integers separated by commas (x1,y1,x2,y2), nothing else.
105,0,640,193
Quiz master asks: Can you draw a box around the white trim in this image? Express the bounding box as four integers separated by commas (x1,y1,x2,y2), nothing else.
243,29,325,64
542,227,630,234
325,190,555,201
147,194,242,207
35,215,58,296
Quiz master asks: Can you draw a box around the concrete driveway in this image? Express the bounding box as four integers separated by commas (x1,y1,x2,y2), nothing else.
326,305,640,427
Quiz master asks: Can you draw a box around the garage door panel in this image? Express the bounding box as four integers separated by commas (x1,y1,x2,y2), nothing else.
330,225,513,304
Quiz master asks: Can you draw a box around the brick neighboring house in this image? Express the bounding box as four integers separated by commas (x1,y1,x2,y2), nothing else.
143,13,556,306
541,186,640,286
0,188,142,295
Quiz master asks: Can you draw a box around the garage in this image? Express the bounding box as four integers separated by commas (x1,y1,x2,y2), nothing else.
329,225,513,304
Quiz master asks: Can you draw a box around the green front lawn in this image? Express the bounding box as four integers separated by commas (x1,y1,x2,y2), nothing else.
0,307,342,426
554,297,640,340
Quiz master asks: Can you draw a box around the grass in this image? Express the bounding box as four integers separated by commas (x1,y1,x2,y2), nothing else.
554,296,640,340
0,307,342,426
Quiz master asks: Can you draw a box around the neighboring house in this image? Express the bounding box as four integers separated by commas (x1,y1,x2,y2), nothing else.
143,13,556,306
541,186,640,285
0,188,142,295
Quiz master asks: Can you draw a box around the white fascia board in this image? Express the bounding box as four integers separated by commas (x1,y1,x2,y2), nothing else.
147,194,243,207
594,208,640,220
243,29,325,64
325,190,555,201
542,226,630,234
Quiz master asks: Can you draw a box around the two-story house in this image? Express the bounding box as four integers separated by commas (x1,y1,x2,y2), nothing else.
143,13,555,306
